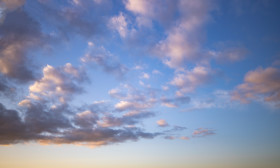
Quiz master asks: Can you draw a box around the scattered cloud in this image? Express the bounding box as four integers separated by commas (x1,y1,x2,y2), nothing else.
232,67,280,107
154,0,213,68
81,43,128,78
161,96,190,108
140,72,150,79
192,128,215,137
171,66,213,96
123,0,177,28
109,84,157,112
0,100,159,146
108,12,131,38
0,9,44,82
180,136,190,140
164,135,176,140
0,0,25,11
19,63,87,105
98,111,154,128
157,119,169,127
209,45,248,63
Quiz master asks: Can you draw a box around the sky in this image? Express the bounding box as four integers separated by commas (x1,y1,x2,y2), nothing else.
0,0,280,168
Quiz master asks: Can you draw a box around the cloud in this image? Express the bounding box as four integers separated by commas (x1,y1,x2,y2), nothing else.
140,72,150,79
0,101,159,147
180,136,190,140
0,103,27,144
114,101,152,111
123,0,178,28
0,0,25,11
33,0,107,39
164,136,176,140
232,67,280,106
108,12,131,38
209,44,248,63
19,63,87,104
161,96,190,108
154,0,213,68
109,84,157,111
81,43,128,78
98,111,154,127
74,110,99,128
157,119,169,127
0,9,44,82
192,128,215,137
171,66,213,96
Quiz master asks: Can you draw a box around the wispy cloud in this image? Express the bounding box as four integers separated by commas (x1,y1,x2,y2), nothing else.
192,128,215,137
81,42,128,78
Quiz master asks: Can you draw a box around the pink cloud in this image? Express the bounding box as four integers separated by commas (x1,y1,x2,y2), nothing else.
232,67,280,106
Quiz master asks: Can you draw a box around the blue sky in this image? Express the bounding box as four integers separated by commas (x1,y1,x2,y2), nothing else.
0,0,280,168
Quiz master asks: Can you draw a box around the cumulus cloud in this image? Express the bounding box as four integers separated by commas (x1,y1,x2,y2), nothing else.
19,63,87,105
0,101,159,147
81,43,128,78
0,9,43,82
108,12,131,38
157,119,169,127
154,0,213,68
232,67,280,106
171,66,213,96
192,128,215,137
123,0,177,28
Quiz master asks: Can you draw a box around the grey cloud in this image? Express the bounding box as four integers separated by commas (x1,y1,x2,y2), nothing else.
98,111,154,127
32,0,112,40
0,103,27,144
161,96,190,107
0,100,159,146
0,9,43,82
0,0,25,11
52,127,159,146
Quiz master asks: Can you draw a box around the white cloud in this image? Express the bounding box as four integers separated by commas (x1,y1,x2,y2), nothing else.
140,72,150,79
23,63,86,104
108,12,133,38
154,0,213,69
171,66,212,95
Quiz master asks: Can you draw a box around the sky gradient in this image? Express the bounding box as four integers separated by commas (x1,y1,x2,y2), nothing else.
0,0,280,168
